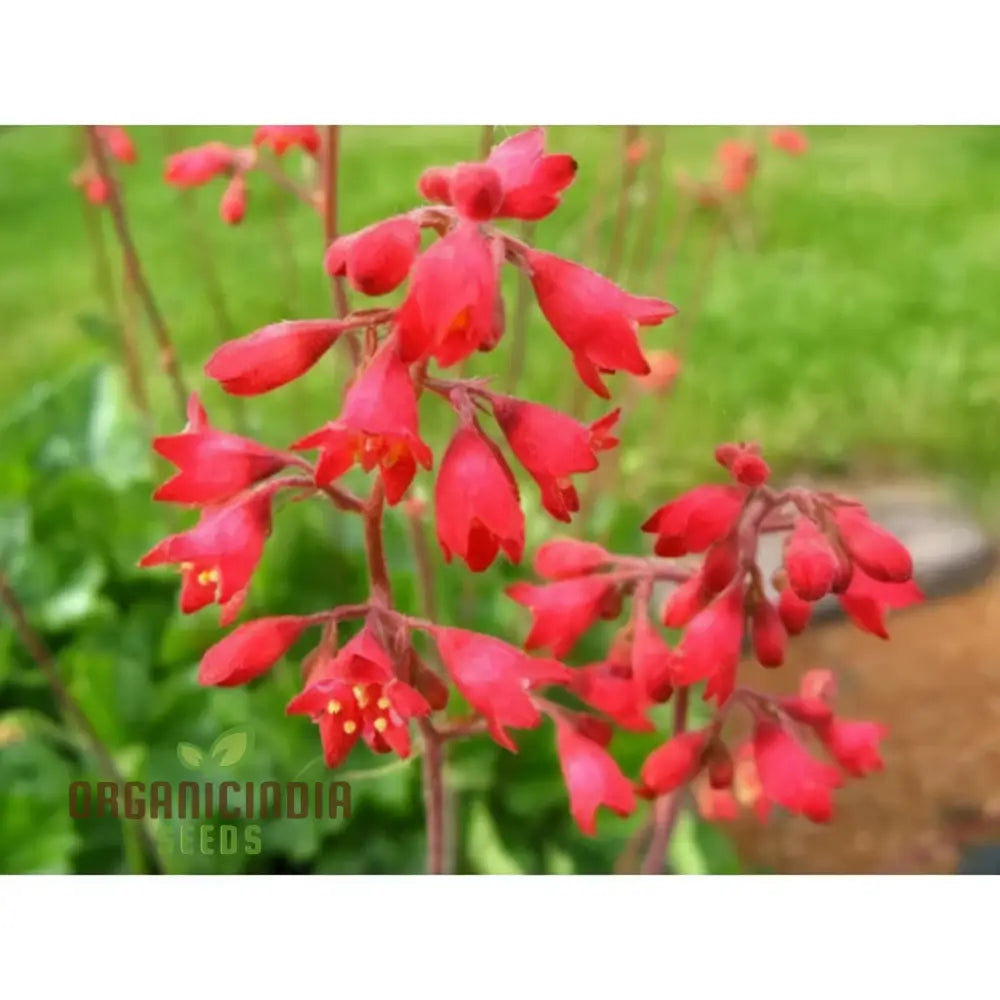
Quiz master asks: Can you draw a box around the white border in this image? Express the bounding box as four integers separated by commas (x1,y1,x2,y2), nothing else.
2,2,998,123
1,875,996,995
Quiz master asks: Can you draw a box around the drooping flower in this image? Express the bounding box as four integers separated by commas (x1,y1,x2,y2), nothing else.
165,142,235,187
396,223,500,366
96,126,137,164
139,486,276,624
660,570,713,629
324,216,422,297
568,658,653,732
507,575,618,658
198,615,313,686
434,422,524,571
694,779,741,822
81,174,110,205
642,484,744,557
778,669,836,727
219,175,247,225
484,127,578,220
837,567,924,639
818,718,888,777
753,720,843,822
492,395,619,522
777,585,813,634
287,628,430,766
449,162,505,221
750,597,786,668
554,719,636,835
784,518,840,601
714,441,770,487
631,609,675,703
672,584,746,696
253,125,320,157
525,249,676,398
532,538,613,581
152,393,290,505
430,626,570,751
633,349,681,393
769,128,808,156
640,728,712,796
205,319,351,395
291,343,432,504
716,139,758,195
417,127,577,222
834,507,913,584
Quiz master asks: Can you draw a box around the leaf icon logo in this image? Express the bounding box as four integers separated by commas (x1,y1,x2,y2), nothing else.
210,728,253,767
177,742,205,770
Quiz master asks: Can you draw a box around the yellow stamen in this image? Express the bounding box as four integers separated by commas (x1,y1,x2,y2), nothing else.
376,697,390,711
197,567,220,587
353,685,369,708
343,720,357,735
326,700,342,715
373,718,388,733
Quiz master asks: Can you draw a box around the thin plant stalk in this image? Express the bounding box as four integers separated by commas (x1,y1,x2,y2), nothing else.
321,126,350,319
85,126,188,419
605,125,641,279
362,478,446,874
504,221,536,393
478,125,494,159
641,687,690,874
626,127,667,285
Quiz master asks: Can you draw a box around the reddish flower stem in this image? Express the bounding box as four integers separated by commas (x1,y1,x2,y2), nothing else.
505,221,536,393
321,126,350,319
78,165,150,420
418,720,446,874
361,476,447,873
406,505,439,623
0,569,166,875
362,478,392,606
85,125,188,420
641,686,690,874
254,155,319,209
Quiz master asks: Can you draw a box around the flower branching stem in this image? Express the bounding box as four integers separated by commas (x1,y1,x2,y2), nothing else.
641,686,690,874
85,125,188,420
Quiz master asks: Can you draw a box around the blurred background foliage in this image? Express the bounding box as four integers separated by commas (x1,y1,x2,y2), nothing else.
1,125,999,873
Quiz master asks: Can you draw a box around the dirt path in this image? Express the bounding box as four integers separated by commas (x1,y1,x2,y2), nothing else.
726,574,1000,873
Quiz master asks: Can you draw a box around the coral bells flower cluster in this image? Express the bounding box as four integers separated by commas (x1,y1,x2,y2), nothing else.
164,125,321,225
501,439,919,869
139,126,910,874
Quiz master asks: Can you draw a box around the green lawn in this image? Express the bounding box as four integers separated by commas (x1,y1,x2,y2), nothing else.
3,125,1000,524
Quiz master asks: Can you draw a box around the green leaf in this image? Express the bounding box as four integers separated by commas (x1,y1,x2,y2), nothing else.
87,366,150,489
209,728,253,766
466,800,524,874
177,743,205,770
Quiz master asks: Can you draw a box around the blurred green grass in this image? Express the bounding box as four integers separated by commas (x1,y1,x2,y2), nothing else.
2,124,1000,517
